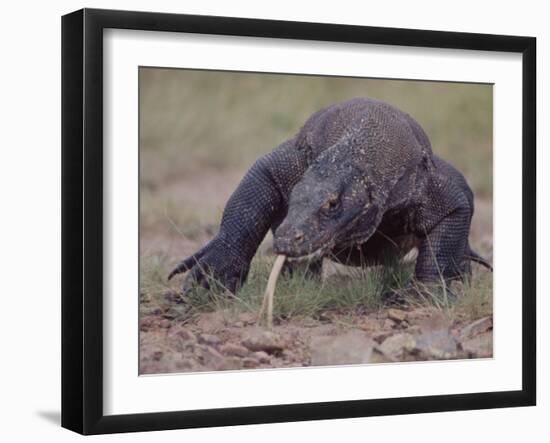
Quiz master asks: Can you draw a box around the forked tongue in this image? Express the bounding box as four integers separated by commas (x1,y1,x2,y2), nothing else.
257,254,286,328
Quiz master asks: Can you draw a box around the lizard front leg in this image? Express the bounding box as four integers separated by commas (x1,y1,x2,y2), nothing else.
168,140,307,293
413,168,473,282
414,205,472,282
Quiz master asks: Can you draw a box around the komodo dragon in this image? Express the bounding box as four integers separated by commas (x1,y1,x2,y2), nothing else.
168,98,491,294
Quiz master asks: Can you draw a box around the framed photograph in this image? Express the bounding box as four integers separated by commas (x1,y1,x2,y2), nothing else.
61,8,536,435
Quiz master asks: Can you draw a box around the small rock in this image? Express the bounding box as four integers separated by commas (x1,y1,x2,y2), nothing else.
162,307,182,320
166,328,196,352
371,330,394,344
311,331,374,366
253,351,271,363
406,308,430,321
379,333,416,359
282,349,296,361
358,317,383,332
383,318,397,329
173,327,197,343
242,357,260,368
159,319,172,329
417,312,451,332
220,343,249,358
387,308,408,323
223,356,243,370
370,347,396,363
407,325,422,335
195,344,225,368
234,321,245,328
269,357,284,367
242,330,285,354
461,331,493,358
199,334,222,346
460,316,493,340
139,317,154,332
415,328,459,360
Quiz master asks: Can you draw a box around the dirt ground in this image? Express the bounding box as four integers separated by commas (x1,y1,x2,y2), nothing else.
140,297,493,374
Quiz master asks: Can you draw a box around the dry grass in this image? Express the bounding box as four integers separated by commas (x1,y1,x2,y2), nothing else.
140,252,492,327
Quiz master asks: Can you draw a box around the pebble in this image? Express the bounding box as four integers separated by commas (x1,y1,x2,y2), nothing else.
162,307,181,320
310,331,374,366
172,327,197,343
371,330,394,344
199,334,222,346
220,343,249,358
242,358,260,368
461,331,493,358
369,347,396,363
242,330,285,354
195,345,225,368
223,356,243,370
253,351,271,363
379,333,417,359
387,308,408,323
415,329,458,360
406,308,430,321
407,325,422,335
282,349,296,361
460,316,493,340
139,317,154,332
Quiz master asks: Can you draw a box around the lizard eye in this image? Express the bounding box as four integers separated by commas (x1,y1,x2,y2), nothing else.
320,196,341,216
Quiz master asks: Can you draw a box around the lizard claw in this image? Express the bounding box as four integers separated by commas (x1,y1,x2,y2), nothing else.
168,248,207,281
168,235,249,296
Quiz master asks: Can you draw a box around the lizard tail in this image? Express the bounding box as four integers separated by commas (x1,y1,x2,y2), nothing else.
465,247,493,272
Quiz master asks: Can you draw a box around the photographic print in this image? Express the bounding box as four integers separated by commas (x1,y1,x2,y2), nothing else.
138,68,493,375
62,9,535,433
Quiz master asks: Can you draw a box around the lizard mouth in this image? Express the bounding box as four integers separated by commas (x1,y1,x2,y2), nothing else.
281,237,336,262
285,247,326,263
273,228,336,261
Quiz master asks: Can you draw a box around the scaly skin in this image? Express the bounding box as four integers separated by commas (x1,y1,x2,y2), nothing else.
168,98,491,293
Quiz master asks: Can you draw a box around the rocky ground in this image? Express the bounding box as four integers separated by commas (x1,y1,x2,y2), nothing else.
140,298,493,374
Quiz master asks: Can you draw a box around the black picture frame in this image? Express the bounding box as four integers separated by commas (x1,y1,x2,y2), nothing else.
61,8,536,435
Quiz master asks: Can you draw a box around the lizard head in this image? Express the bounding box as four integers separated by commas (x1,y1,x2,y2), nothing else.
273,147,379,260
